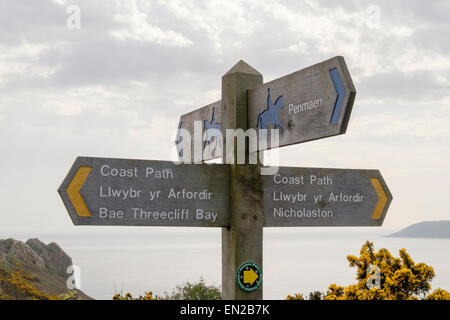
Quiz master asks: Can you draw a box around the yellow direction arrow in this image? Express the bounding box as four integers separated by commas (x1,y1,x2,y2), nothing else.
243,268,259,285
370,178,388,220
66,166,92,217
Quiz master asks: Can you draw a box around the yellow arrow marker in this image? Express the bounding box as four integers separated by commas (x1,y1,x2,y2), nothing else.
67,166,92,217
370,178,388,220
243,268,259,285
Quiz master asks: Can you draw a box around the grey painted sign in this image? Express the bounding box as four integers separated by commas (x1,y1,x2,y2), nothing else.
248,56,356,151
264,166,392,227
175,56,356,157
58,157,230,227
176,100,222,163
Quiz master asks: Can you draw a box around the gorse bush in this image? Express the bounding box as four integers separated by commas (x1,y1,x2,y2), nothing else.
0,269,84,300
113,291,159,300
287,241,450,300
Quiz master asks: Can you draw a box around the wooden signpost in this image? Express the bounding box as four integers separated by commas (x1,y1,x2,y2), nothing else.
59,56,392,300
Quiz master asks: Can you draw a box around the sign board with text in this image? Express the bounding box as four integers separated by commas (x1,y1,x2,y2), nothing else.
58,157,230,227
175,56,356,155
248,56,356,151
264,167,392,227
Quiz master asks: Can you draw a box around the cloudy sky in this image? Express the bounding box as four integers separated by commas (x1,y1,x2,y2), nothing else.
0,0,449,234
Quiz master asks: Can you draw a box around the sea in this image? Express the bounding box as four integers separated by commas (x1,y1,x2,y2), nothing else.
2,227,450,300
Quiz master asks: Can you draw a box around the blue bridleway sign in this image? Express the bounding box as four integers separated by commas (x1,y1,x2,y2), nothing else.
176,56,356,156
248,56,356,151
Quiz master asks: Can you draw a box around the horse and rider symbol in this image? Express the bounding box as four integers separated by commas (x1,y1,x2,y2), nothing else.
203,107,222,155
256,88,285,134
176,107,222,160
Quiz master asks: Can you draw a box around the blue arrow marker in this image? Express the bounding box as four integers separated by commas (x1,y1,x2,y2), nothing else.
329,68,346,125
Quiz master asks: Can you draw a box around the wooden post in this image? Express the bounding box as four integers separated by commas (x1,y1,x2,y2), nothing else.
221,60,264,299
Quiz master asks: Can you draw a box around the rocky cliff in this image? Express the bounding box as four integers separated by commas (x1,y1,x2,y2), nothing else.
0,238,91,300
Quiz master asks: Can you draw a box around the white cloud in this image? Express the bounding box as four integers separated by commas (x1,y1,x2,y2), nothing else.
0,41,69,88
111,0,193,47
50,0,67,5
158,0,262,55
41,87,120,116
